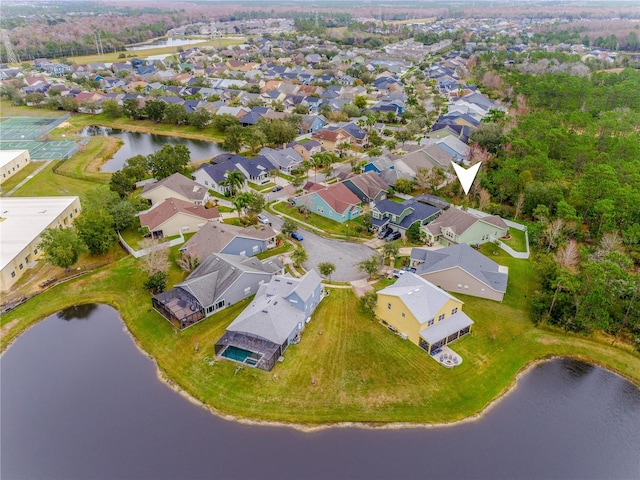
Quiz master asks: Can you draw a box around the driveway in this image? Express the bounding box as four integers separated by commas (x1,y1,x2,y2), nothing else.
262,212,376,282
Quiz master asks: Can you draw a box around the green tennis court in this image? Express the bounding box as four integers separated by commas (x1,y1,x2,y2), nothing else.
0,140,79,159
0,116,69,141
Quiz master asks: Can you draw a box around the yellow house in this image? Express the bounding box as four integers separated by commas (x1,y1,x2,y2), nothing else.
375,273,474,354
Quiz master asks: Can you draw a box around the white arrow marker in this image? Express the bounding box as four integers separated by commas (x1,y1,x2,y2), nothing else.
451,161,482,195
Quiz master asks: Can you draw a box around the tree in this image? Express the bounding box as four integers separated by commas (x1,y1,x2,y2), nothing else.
143,99,166,123
59,96,79,112
357,254,382,280
122,98,140,119
470,122,503,154
291,246,308,267
74,209,117,255
38,226,86,269
122,154,150,182
147,144,190,180
360,290,378,314
144,270,168,294
222,125,244,153
222,169,245,196
25,92,45,106
232,192,252,216
394,178,414,194
406,222,424,244
280,219,298,236
176,251,200,273
242,126,267,154
109,170,135,198
164,103,187,126
394,128,414,147
246,192,266,215
110,199,137,232
354,95,368,109
138,238,170,275
257,118,298,145
318,262,336,280
212,114,240,133
187,108,212,129
381,242,399,267
101,99,122,119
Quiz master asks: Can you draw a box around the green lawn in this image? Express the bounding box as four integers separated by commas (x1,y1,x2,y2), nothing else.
255,242,292,260
272,202,373,239
12,159,106,199
502,227,528,253
1,161,41,194
2,258,639,426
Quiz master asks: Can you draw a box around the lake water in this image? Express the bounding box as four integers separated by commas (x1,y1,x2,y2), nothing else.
79,126,225,172
126,37,206,51
2,305,639,480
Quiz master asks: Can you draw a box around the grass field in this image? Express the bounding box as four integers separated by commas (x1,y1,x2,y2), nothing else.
1,255,639,426
0,161,40,194
502,227,528,253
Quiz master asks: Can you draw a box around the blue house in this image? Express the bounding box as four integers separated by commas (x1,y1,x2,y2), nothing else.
214,270,325,371
292,182,361,223
180,222,277,261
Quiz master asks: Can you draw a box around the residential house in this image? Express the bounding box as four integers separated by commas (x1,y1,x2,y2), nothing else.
292,182,361,223
342,171,389,204
214,270,324,371
411,244,508,302
259,146,303,174
299,114,326,134
192,155,273,194
152,253,283,330
138,197,220,238
371,199,441,235
141,173,209,206
312,128,350,152
375,273,474,355
424,207,509,247
288,139,323,161
180,222,277,261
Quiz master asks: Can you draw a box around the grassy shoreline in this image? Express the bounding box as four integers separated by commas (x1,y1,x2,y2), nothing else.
1,256,639,427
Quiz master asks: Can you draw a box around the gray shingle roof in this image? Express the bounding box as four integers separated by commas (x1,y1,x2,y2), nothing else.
141,173,207,203
378,273,462,325
177,253,275,308
180,222,276,261
411,244,508,293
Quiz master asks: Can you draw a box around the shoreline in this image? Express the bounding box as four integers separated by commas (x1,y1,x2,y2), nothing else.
3,303,640,431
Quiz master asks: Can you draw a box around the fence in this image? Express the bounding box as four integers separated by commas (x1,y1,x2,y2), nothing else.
118,232,185,258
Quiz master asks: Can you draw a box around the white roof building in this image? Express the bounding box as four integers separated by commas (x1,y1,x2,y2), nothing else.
0,196,81,292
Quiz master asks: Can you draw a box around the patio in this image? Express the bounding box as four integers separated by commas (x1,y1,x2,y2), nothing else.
430,345,463,368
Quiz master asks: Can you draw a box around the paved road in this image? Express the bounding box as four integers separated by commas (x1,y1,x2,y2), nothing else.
262,212,376,282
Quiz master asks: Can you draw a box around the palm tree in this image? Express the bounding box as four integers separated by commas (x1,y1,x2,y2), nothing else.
222,170,245,197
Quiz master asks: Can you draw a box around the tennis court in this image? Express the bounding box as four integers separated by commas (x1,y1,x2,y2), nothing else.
0,140,79,159
0,115,70,141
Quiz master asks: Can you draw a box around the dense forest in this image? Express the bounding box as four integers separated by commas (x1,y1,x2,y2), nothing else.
473,63,640,347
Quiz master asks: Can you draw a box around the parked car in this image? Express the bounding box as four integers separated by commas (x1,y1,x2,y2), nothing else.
272,185,283,192
385,231,401,242
291,231,304,241
392,269,405,278
377,227,391,239
257,214,271,225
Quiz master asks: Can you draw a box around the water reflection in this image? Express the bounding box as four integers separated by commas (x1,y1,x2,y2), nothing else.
2,305,639,480
78,126,225,172
56,303,98,321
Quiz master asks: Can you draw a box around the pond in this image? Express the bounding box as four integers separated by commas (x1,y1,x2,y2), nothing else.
79,126,225,172
126,37,207,51
2,305,639,480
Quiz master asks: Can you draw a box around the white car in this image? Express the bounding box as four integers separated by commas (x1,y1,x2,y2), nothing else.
257,214,271,225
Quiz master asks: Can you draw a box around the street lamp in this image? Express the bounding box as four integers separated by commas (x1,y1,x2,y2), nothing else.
346,223,349,239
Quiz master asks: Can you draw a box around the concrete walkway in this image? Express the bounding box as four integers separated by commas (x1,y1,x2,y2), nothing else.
2,160,53,196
